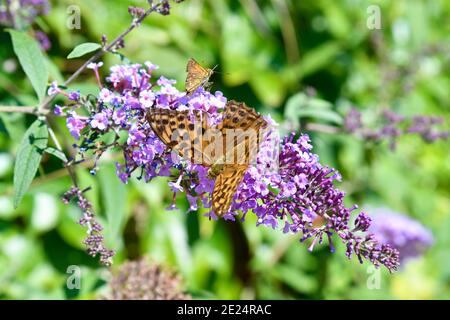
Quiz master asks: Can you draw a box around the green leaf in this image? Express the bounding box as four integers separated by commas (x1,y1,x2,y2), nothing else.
295,108,344,125
285,93,343,125
67,42,101,59
44,147,67,162
0,113,27,140
98,163,127,249
7,30,49,102
272,264,317,293
46,57,65,84
284,42,341,81
285,93,308,124
249,69,286,107
13,120,48,208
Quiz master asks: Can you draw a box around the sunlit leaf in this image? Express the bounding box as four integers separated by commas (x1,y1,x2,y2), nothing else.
8,30,49,102
285,93,343,125
13,120,48,208
44,147,67,162
67,42,102,59
98,163,127,248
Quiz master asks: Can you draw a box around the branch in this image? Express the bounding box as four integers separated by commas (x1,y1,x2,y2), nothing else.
1,3,163,117
32,1,163,189
38,1,163,112
304,123,342,134
0,105,38,114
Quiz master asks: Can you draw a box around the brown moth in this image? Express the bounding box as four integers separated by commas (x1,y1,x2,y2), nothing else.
185,58,215,95
147,100,268,216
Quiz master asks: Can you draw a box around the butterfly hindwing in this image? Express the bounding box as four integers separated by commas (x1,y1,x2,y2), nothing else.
212,164,248,217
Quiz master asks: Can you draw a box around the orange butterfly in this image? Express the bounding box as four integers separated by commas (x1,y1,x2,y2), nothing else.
185,58,215,95
147,100,268,217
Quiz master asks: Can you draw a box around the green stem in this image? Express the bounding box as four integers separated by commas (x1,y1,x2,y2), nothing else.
38,1,163,113
0,105,39,114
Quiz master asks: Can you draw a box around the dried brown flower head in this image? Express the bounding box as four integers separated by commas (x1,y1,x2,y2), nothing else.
104,258,191,300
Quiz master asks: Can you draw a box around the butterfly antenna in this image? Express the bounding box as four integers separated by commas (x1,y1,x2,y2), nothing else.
213,70,230,76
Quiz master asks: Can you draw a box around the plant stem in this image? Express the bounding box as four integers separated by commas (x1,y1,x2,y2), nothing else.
0,106,38,114
4,2,163,188
38,2,162,113
304,123,341,134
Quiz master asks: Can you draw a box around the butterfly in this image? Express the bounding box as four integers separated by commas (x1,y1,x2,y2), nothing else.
185,58,215,95
147,100,268,217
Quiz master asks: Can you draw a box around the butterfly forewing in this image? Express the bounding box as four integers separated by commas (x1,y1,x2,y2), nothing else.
146,108,213,166
220,100,268,166
185,58,214,95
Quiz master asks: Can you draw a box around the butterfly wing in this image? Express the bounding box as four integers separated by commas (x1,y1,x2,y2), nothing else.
210,101,269,216
185,58,213,94
212,164,248,217
146,108,213,166
148,100,268,217
219,100,268,165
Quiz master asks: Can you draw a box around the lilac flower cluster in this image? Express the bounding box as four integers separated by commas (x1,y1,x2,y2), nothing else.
62,187,115,266
0,0,51,50
368,208,434,264
157,0,186,16
53,61,400,271
344,108,449,150
231,133,399,271
128,0,185,20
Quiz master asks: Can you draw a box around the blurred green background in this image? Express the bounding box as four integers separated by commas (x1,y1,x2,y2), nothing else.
0,0,449,299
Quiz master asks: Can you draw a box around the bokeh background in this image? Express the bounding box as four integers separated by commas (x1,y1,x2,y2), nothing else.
0,0,449,299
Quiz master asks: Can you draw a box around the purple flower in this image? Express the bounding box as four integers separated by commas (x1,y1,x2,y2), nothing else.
383,109,404,124
127,125,146,144
0,0,50,27
34,30,51,51
62,187,114,266
112,107,127,125
280,181,297,197
115,163,129,184
230,132,400,271
186,194,198,211
47,81,59,96
168,175,184,193
145,61,159,72
188,89,227,113
344,108,448,147
139,90,156,109
57,60,401,271
69,90,80,101
253,180,269,196
99,88,113,103
53,104,63,116
157,76,176,87
368,208,434,263
353,212,372,232
87,62,104,70
90,112,109,130
66,115,86,139
344,108,362,133
107,63,143,90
